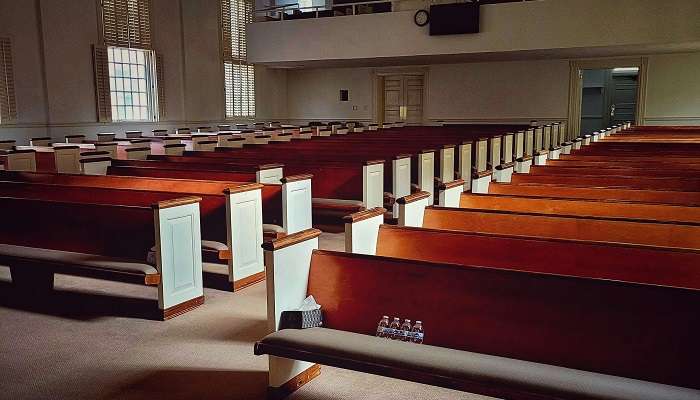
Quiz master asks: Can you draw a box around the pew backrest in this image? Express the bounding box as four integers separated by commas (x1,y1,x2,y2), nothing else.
422,207,700,250
304,250,700,388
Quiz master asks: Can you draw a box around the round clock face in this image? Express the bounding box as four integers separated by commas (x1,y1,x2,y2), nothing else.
414,9,429,27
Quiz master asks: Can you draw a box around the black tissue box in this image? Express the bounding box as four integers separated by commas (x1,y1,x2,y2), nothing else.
279,309,323,329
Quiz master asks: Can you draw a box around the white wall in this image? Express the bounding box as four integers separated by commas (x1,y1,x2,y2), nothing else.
645,52,700,125
285,60,569,125
249,0,700,65
256,65,289,121
285,53,700,127
181,0,225,122
0,1,46,126
426,60,569,123
286,67,373,123
0,0,287,143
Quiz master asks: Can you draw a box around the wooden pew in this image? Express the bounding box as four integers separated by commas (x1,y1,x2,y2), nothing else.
0,172,269,289
255,230,700,399
372,224,700,289
185,148,421,212
458,192,700,223
419,207,700,250
0,167,309,232
112,158,285,184
0,149,37,172
105,164,312,233
0,196,204,320
546,159,700,170
489,182,700,206
149,154,384,221
559,154,700,164
509,174,700,191
0,139,16,150
528,165,700,178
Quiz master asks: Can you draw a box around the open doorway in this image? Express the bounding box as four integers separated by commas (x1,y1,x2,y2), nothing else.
580,67,639,135
567,57,648,139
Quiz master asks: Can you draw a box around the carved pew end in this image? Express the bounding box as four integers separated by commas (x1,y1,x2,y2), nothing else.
396,191,431,227
471,170,492,194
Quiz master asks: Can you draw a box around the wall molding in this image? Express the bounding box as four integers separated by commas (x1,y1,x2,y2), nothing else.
643,116,700,125
0,119,256,130
643,116,700,121
286,118,373,124
427,117,567,124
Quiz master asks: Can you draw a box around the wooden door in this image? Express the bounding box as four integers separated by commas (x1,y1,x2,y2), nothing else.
610,70,638,125
383,74,423,125
383,76,403,123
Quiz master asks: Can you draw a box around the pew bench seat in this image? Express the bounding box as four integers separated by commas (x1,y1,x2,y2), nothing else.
263,223,287,240
312,197,366,227
201,240,230,263
255,328,699,400
0,243,160,286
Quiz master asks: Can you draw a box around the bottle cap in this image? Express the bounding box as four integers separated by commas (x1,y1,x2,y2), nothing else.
383,315,389,319
404,319,411,322
416,320,422,323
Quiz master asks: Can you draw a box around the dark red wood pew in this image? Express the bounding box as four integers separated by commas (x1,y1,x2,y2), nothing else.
255,229,700,399
0,195,205,320
420,206,700,250
0,171,272,289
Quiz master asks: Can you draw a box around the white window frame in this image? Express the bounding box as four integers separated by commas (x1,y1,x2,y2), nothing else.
107,46,158,122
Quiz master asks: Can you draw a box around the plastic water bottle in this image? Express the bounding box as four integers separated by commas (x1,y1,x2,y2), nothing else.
388,317,401,340
376,316,389,338
400,319,412,342
411,321,424,344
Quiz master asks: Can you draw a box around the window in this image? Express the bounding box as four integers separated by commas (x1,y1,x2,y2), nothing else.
0,37,17,124
108,47,155,121
95,0,164,122
222,0,255,118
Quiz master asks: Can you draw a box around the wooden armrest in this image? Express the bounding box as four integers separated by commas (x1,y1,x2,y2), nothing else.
396,191,430,205
343,207,386,223
438,179,465,191
262,228,322,251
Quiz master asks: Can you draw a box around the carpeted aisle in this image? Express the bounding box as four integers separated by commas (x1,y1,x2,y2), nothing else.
0,233,495,400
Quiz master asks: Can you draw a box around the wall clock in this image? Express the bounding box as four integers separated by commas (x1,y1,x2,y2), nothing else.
414,9,429,27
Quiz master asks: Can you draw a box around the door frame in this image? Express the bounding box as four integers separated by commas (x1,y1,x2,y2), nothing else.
372,67,429,125
567,57,648,139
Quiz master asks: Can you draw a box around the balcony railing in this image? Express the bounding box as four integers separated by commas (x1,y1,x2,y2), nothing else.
253,0,538,22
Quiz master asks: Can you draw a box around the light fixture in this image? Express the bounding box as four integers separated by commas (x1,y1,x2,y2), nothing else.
612,67,639,74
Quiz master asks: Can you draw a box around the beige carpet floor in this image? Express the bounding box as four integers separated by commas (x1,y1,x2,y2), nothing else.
0,232,495,400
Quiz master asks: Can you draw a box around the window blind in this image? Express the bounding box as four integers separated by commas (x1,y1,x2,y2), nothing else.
221,0,255,118
156,53,165,119
221,0,252,62
101,0,152,49
0,37,17,123
93,45,113,122
224,62,255,118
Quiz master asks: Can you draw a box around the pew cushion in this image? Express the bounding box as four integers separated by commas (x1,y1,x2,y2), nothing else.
263,224,286,234
312,198,365,211
202,262,228,276
200,240,230,263
0,244,158,278
312,198,366,228
255,328,699,400
201,240,228,252
312,198,365,218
